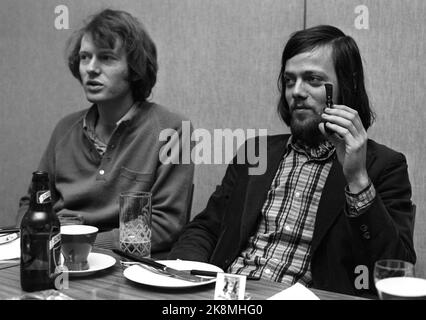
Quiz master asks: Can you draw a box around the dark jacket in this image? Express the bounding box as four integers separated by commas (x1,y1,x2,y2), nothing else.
169,134,416,296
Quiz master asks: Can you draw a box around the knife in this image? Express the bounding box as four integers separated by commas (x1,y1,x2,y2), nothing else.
112,249,211,283
190,269,261,281
0,227,20,235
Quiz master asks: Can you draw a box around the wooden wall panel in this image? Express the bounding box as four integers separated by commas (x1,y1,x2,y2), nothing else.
307,0,426,277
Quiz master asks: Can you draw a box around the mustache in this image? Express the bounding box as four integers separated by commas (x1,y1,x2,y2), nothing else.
290,103,322,116
291,103,312,111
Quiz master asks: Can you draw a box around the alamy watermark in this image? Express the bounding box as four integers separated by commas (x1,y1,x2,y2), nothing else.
354,264,369,290
54,265,69,290
354,5,369,30
159,121,268,175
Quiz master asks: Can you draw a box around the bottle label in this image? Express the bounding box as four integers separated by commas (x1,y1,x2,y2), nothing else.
36,190,51,204
20,229,62,291
49,233,61,250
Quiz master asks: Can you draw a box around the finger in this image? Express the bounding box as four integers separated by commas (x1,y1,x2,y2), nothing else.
318,122,327,136
321,113,358,137
323,106,364,133
326,104,356,114
324,122,357,145
319,121,337,137
318,122,344,144
324,106,358,123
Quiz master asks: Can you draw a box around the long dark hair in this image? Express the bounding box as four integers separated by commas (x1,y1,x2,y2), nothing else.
66,9,158,101
277,25,375,129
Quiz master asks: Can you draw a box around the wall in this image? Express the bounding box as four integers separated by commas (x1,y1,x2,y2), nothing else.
0,0,301,226
0,0,424,277
307,0,426,279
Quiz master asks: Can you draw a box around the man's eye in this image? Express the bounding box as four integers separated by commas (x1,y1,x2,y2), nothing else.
100,55,115,61
307,76,323,85
284,77,295,87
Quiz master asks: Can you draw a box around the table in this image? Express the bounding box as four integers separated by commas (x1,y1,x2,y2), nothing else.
0,247,367,301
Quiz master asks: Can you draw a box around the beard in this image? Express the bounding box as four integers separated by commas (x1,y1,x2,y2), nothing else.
290,109,326,148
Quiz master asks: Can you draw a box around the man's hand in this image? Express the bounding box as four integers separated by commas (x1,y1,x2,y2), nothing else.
319,105,370,193
57,210,85,225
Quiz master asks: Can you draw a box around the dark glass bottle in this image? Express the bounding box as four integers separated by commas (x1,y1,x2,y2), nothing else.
20,171,61,292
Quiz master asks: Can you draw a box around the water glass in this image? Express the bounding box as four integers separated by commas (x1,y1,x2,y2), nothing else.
374,259,426,300
119,192,152,258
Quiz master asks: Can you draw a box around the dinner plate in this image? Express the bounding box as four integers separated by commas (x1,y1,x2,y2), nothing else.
62,252,116,277
123,260,223,288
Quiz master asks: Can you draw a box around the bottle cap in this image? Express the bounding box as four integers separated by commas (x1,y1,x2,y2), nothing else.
32,171,49,181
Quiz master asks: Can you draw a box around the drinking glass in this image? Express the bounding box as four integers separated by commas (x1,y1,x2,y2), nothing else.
374,259,426,300
119,192,152,258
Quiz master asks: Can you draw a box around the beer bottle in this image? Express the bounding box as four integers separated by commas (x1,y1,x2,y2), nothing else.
20,171,61,292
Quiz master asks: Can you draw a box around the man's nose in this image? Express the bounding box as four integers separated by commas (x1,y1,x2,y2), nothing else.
86,57,101,75
292,79,308,99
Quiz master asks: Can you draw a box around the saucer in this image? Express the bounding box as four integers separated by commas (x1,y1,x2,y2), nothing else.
62,252,116,277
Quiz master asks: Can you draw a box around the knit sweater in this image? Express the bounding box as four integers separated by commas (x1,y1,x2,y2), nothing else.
18,101,194,252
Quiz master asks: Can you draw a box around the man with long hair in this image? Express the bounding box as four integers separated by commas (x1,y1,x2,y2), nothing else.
169,25,415,296
18,9,194,253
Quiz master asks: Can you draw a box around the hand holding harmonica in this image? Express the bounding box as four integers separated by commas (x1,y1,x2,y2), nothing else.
320,83,369,193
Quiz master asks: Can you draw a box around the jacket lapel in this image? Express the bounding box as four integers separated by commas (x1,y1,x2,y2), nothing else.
240,135,289,239
311,142,377,253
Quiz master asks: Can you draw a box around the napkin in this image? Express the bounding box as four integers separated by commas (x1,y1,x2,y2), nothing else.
267,283,320,300
0,236,20,261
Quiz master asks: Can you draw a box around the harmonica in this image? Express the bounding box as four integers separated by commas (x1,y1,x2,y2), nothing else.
324,83,333,134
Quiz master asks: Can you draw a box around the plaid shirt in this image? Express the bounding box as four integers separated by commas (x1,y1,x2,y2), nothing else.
228,137,376,286
228,138,336,287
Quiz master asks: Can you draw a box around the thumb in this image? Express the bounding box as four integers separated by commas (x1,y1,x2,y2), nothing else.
318,122,327,136
318,122,340,146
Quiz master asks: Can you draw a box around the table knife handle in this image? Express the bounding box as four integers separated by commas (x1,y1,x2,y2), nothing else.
190,270,217,277
0,228,20,235
190,270,260,280
112,249,167,270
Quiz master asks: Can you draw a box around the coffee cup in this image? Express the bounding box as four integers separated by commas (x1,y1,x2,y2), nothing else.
60,225,98,271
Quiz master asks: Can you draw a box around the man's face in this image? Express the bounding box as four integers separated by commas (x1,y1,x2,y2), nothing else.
79,33,132,105
284,46,339,146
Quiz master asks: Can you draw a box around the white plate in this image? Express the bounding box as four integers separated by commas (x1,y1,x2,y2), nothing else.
0,236,20,261
123,260,223,288
62,252,116,277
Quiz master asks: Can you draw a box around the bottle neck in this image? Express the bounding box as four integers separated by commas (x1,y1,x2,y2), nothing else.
30,181,53,211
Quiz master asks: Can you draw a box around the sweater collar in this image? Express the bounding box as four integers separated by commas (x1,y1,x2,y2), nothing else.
83,101,140,130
